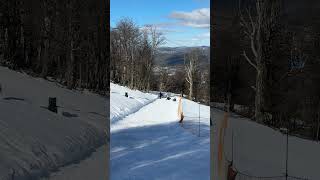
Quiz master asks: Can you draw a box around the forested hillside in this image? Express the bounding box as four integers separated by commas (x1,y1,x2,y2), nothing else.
0,0,109,93
212,0,320,139
110,19,210,104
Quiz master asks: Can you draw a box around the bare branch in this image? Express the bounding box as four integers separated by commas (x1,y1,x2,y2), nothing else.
240,15,251,34
246,8,255,31
243,50,258,71
250,33,258,58
185,77,191,84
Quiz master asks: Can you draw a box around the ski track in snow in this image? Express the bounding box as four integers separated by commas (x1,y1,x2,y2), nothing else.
44,85,211,180
110,98,210,180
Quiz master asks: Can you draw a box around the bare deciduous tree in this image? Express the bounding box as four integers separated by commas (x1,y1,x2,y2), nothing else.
239,0,281,123
185,49,200,100
159,67,169,91
110,20,165,92
146,25,165,91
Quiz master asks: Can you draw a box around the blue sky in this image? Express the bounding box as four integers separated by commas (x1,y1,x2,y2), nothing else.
111,0,210,47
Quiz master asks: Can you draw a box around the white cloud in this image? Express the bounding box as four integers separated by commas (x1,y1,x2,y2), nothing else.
189,32,210,42
169,8,210,28
198,32,210,38
140,23,184,34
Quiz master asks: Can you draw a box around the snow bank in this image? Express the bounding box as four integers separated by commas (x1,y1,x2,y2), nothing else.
41,145,108,180
213,107,320,180
110,83,157,124
0,66,107,180
182,98,210,122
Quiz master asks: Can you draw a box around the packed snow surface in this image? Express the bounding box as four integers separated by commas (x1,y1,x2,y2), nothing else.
110,83,157,123
42,83,157,179
41,145,108,180
0,66,108,180
110,84,210,180
213,109,320,180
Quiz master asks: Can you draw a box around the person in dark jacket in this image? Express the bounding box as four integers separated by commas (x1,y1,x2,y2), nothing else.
159,91,163,99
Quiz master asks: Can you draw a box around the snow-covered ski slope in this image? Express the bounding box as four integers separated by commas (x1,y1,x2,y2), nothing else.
0,66,108,180
213,109,320,180
41,83,157,179
110,83,210,180
110,83,157,124
41,145,108,180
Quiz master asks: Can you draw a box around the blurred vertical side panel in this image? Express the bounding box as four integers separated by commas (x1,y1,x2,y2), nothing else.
211,0,240,179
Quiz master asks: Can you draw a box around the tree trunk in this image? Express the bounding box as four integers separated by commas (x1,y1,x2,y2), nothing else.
255,62,268,123
189,80,193,100
67,39,74,89
37,44,42,71
41,38,49,77
79,62,82,88
316,112,320,141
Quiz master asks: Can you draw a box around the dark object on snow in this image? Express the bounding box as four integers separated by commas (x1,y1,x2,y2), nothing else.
88,112,107,118
167,97,171,100
11,169,15,180
227,161,237,180
179,113,184,123
159,92,163,99
125,92,128,97
3,97,25,101
62,111,78,118
173,98,176,101
48,97,57,113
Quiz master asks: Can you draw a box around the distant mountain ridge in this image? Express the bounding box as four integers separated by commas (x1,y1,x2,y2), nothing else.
155,46,210,67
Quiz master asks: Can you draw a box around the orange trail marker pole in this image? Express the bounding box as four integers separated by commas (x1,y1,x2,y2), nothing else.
178,96,184,123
